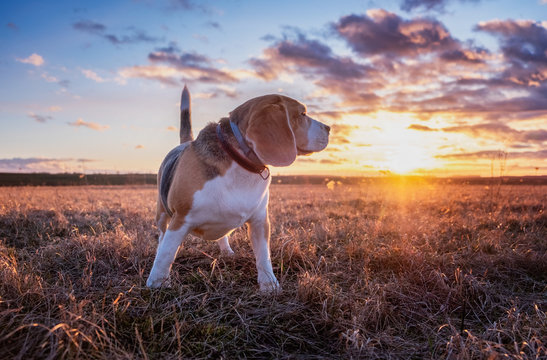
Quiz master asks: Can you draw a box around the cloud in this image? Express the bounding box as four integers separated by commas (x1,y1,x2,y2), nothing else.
68,118,109,131
323,11,545,118
169,0,195,9
135,144,145,149
439,47,488,64
217,86,239,98
329,123,359,145
401,0,447,11
39,72,70,89
58,79,71,88
73,20,160,46
248,31,380,111
408,124,437,131
250,32,368,81
400,0,480,12
73,20,106,33
168,0,213,14
436,149,547,160
297,154,353,166
16,53,44,66
118,65,181,86
249,12,497,116
49,106,62,112
206,21,221,30
409,122,547,144
28,112,53,123
148,48,239,83
193,86,239,99
120,44,243,85
320,158,345,165
166,126,177,132
312,110,346,120
7,22,18,30
106,29,159,45
0,157,97,173
475,19,547,65
41,72,58,82
334,9,458,58
523,129,547,141
470,19,547,115
81,69,106,82
442,123,547,143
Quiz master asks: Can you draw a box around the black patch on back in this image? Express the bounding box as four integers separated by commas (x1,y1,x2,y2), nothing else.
159,143,189,217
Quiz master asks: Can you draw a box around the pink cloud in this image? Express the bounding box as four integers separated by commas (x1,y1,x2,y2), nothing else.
68,118,109,131
16,53,44,66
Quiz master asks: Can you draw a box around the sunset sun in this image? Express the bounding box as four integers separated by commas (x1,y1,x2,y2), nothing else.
384,145,438,174
349,112,443,175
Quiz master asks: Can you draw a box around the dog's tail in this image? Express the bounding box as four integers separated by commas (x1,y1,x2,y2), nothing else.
179,85,193,144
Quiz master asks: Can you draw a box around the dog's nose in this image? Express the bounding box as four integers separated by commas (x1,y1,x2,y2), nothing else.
324,124,331,133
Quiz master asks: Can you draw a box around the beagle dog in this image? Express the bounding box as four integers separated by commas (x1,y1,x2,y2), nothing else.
146,86,330,291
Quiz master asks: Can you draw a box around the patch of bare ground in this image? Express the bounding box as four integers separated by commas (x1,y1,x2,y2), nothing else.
0,183,545,359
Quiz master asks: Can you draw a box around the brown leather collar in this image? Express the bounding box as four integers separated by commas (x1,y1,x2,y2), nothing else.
216,122,270,180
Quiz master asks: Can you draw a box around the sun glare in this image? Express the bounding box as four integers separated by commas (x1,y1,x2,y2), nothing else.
384,145,438,174
344,111,442,175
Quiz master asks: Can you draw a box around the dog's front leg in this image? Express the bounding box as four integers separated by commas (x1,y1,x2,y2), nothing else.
247,202,280,292
147,222,189,288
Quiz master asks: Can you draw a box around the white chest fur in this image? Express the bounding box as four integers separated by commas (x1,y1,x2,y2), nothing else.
185,163,270,240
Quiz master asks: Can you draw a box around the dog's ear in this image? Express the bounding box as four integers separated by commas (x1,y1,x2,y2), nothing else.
245,101,297,167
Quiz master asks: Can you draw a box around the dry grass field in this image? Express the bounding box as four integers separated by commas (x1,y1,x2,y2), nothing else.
0,182,545,359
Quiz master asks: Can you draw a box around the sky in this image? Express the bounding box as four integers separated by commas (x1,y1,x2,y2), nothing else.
1,0,546,177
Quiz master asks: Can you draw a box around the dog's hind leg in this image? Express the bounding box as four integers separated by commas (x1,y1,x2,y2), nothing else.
157,212,169,246
217,236,235,256
155,194,170,246
147,220,189,288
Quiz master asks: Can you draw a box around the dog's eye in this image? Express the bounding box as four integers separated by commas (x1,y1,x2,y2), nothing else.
301,112,307,117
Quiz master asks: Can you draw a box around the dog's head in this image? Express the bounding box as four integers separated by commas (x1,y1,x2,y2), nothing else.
230,94,330,166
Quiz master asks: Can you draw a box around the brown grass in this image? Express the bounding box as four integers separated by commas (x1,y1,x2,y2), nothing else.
0,182,545,359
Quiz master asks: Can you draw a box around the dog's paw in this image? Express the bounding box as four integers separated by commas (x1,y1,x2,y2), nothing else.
259,280,281,294
146,276,171,288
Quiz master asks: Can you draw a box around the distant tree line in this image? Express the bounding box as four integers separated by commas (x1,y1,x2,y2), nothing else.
0,172,546,187
0,173,157,186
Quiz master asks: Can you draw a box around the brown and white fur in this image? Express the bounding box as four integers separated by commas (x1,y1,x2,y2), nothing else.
146,86,330,291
